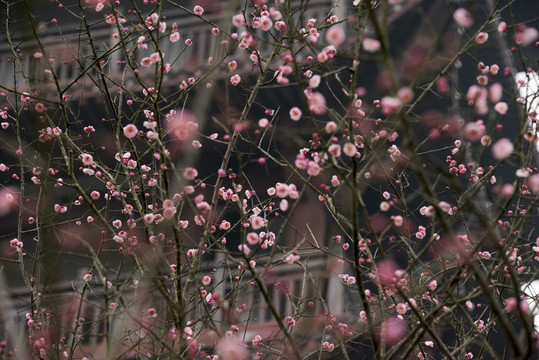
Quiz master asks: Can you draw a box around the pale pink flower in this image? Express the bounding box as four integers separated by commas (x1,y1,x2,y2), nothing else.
453,8,474,28
81,153,94,166
343,143,357,157
489,83,503,102
140,57,152,67
307,161,321,176
259,16,272,31
527,174,539,193
147,308,157,319
381,317,407,344
397,86,414,104
494,102,508,115
144,213,155,224
381,96,402,115
232,14,244,27
289,107,302,121
202,276,211,286
230,74,241,86
149,52,162,63
275,183,289,198
396,303,407,314
492,138,514,160
123,124,138,138
170,32,180,43
246,232,259,245
515,25,538,46
326,26,345,47
362,38,381,52
279,199,289,211
168,110,198,141
238,244,251,255
325,121,337,133
215,338,249,360
193,5,204,16
475,32,488,44
35,103,46,112
250,216,265,230
463,120,486,142
308,92,327,115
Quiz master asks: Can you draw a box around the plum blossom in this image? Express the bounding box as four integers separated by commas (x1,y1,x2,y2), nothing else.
453,8,474,28
215,338,249,360
463,120,486,142
494,102,508,114
289,107,302,121
492,138,514,160
230,74,241,86
326,26,345,46
123,124,138,138
193,5,204,16
362,38,381,52
475,32,488,44
307,92,327,115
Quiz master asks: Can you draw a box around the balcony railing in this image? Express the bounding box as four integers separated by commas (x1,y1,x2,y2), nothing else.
0,0,341,94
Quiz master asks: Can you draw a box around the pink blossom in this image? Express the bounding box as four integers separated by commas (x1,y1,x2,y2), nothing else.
492,138,514,160
123,124,138,138
307,161,321,176
169,32,180,43
230,74,241,86
453,8,474,28
35,103,46,112
308,92,327,115
396,303,407,314
289,107,302,121
463,120,486,142
232,14,244,27
326,26,345,47
81,153,94,166
250,216,265,230
215,338,249,360
147,308,157,319
489,83,503,102
140,57,152,67
397,86,414,104
259,16,272,31
475,32,488,44
515,25,538,46
381,317,407,344
362,38,381,52
144,213,155,224
0,187,18,216
193,5,204,16
275,183,289,198
168,109,198,141
246,232,259,245
381,96,403,115
494,102,508,114
343,143,357,157
527,174,539,193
